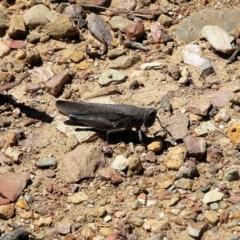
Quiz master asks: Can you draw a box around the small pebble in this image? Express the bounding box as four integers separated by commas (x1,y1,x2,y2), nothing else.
225,169,240,181
35,157,57,168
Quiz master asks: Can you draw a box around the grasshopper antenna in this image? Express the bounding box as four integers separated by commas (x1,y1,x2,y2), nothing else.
156,91,177,145
156,91,175,111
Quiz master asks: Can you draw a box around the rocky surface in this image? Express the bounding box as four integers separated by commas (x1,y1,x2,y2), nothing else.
1,0,240,239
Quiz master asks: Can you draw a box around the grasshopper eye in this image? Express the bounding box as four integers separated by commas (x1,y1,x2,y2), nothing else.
143,108,157,127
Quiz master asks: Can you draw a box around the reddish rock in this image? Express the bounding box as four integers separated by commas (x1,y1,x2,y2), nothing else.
9,40,27,49
183,136,206,159
60,144,105,183
151,22,164,43
98,167,123,184
46,71,69,96
145,151,157,163
204,90,231,107
0,172,30,202
45,182,53,193
168,65,180,80
45,170,56,178
137,192,147,204
206,146,223,163
219,211,229,224
186,99,212,116
159,191,171,200
106,235,118,240
126,22,145,41
64,234,76,240
227,196,240,204
0,197,10,205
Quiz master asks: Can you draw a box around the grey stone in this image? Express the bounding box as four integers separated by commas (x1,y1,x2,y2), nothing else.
109,55,141,70
162,113,189,140
200,60,215,77
98,69,127,86
174,178,193,190
27,34,40,44
88,13,113,45
35,157,57,168
225,169,240,181
24,4,50,29
228,234,239,240
176,8,240,42
109,16,133,32
210,203,219,210
175,161,199,180
200,185,210,193
187,222,207,238
157,14,172,26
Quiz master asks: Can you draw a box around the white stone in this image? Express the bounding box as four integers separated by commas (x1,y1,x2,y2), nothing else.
140,62,164,70
202,189,224,204
104,215,112,222
182,44,206,67
68,192,88,204
194,121,216,136
201,25,234,54
111,155,128,170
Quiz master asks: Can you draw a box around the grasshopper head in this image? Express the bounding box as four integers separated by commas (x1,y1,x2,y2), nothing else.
143,108,157,128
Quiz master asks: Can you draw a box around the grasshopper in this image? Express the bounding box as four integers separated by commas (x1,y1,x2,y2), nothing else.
56,100,158,141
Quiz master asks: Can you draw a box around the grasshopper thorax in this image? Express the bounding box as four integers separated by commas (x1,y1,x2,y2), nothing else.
143,108,157,128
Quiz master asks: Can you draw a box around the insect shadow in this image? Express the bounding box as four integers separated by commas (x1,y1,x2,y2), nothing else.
0,94,53,123
63,119,154,145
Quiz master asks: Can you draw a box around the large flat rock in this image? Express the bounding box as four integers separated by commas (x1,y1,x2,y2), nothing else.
176,8,240,42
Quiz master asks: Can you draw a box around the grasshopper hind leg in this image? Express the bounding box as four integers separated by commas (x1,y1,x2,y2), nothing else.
106,128,126,142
